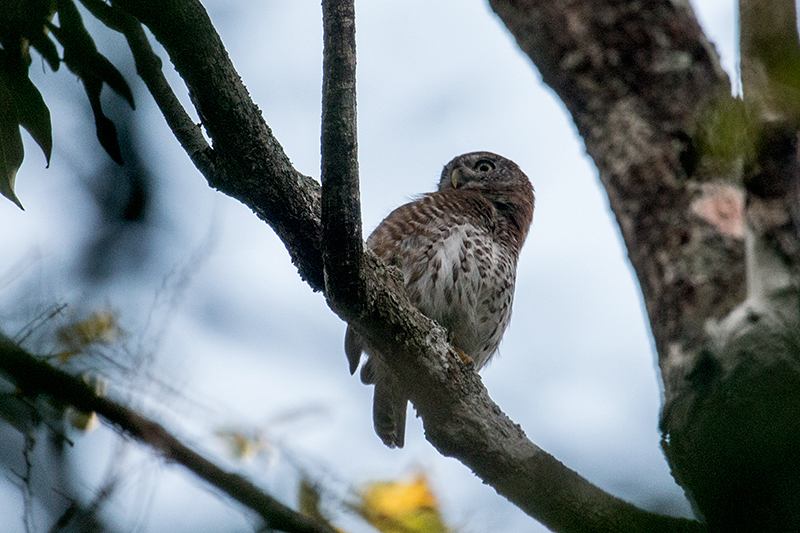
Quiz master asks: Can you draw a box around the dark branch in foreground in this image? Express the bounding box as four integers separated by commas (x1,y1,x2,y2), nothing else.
0,333,338,533
320,0,365,316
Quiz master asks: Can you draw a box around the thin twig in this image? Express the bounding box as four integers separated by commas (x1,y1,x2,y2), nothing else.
0,333,338,533
320,0,365,316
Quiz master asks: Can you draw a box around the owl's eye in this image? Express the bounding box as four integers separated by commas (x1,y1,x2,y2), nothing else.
474,159,495,172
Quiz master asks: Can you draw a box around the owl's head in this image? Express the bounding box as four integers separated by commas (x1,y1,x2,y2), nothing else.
438,151,529,193
437,151,534,246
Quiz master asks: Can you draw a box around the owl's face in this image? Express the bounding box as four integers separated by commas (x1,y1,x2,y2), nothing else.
436,151,534,248
437,151,528,193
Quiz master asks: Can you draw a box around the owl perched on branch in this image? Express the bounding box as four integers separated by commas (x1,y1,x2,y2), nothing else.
345,151,534,448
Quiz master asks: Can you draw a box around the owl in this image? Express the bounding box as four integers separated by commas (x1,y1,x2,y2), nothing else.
345,151,534,448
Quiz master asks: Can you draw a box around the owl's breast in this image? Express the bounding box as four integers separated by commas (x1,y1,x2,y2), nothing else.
399,223,516,369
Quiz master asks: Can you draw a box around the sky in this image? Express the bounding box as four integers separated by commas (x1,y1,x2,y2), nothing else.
0,0,738,531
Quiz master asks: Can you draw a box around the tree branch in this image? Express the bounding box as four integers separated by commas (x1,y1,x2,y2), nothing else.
121,19,217,180
485,0,800,529
0,333,338,533
320,0,365,316
357,255,704,533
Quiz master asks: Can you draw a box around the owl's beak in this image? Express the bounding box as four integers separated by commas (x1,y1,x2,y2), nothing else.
451,168,462,188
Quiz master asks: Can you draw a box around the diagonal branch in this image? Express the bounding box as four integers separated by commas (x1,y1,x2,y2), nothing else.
320,0,365,316
0,333,338,533
357,255,704,533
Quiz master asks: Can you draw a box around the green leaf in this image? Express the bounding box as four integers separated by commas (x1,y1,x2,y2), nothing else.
3,69,52,165
84,76,122,164
92,52,134,109
49,0,133,162
28,33,60,71
0,79,25,209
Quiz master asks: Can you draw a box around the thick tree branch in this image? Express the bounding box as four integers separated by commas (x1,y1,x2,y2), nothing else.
0,333,338,533
486,0,800,530
320,0,365,315
357,254,703,533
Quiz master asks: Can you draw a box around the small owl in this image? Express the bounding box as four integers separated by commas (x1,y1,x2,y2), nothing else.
345,152,534,448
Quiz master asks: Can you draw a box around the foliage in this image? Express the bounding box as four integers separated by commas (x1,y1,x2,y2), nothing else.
0,0,133,208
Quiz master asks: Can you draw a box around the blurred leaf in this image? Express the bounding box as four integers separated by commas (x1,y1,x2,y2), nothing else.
0,0,59,70
49,0,133,163
215,428,266,462
66,406,99,431
0,75,25,209
353,474,450,533
299,477,326,522
86,79,123,164
28,32,60,71
66,373,107,432
53,0,134,108
57,309,121,351
52,349,80,364
91,52,135,108
299,478,347,532
692,94,758,177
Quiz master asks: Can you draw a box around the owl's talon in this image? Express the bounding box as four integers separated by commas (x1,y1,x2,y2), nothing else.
455,348,474,368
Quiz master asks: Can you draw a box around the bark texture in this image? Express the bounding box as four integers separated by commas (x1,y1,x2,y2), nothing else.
321,0,365,314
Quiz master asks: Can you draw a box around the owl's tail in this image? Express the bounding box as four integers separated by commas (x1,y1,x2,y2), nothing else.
363,356,407,448
345,326,408,448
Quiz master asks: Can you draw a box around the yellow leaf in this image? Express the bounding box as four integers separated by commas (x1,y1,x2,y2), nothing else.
355,474,449,533
66,406,99,432
215,429,264,462
65,374,107,432
58,310,120,350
